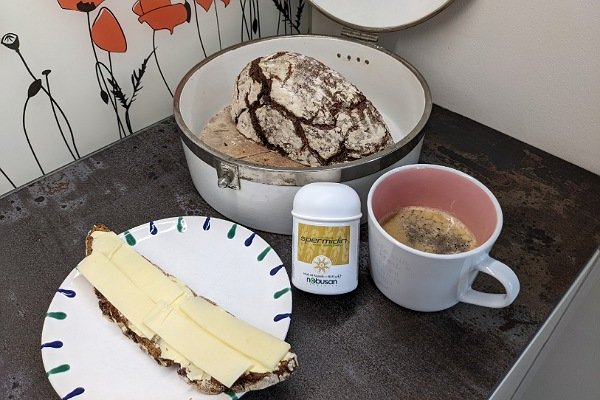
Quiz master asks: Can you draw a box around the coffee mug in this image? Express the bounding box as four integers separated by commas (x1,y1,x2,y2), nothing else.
367,164,520,312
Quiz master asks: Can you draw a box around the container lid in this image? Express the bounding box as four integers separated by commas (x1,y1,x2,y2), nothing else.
292,182,362,221
309,0,454,32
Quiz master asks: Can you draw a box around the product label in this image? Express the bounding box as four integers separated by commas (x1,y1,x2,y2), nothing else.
305,274,342,286
297,223,350,269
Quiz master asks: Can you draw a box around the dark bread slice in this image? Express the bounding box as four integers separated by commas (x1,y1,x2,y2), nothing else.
85,224,297,394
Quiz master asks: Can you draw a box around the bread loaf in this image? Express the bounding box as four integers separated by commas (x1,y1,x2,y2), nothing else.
230,51,393,167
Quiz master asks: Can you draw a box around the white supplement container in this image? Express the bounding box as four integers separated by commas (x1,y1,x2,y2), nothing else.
291,182,361,294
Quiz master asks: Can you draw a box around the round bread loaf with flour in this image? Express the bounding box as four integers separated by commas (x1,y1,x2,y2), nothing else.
230,51,393,167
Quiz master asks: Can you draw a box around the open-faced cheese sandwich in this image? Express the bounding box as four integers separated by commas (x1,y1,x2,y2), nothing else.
76,224,298,394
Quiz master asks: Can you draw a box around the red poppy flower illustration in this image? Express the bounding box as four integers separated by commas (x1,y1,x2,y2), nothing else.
196,0,229,12
57,0,105,12
133,0,191,97
90,6,150,137
92,8,127,53
56,1,148,138
133,0,191,34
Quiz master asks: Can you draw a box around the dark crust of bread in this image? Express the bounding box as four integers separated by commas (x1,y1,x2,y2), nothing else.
85,224,298,394
232,51,393,166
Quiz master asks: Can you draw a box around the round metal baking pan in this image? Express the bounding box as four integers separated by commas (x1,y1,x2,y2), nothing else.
174,35,432,187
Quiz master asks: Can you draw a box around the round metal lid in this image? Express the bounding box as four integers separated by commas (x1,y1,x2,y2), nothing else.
309,0,454,32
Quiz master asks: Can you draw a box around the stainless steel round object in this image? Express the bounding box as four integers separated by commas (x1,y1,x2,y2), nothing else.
309,0,455,32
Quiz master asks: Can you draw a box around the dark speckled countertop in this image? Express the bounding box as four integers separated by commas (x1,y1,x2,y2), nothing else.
1,105,599,399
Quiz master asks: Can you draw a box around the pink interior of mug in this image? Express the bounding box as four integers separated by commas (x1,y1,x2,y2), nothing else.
371,167,498,246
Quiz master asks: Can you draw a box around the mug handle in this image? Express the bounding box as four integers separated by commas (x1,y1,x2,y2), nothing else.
458,256,520,308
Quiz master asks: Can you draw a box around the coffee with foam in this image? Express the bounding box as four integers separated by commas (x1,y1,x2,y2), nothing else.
381,206,477,255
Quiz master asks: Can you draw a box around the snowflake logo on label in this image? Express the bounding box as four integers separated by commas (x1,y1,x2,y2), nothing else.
312,255,332,273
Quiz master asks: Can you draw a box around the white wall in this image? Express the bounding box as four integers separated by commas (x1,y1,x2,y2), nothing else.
312,1,600,175
0,1,307,196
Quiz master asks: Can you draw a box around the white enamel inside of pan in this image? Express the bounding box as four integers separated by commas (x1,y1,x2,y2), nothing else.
177,36,427,234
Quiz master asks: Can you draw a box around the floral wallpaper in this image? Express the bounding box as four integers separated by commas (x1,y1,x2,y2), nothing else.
0,0,306,196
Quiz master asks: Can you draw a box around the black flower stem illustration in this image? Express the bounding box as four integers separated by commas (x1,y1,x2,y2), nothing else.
95,60,126,138
192,2,208,58
254,0,261,38
273,0,302,34
43,71,77,160
241,0,260,41
107,52,126,134
95,61,132,135
124,51,154,134
294,0,304,33
0,168,16,189
214,2,223,50
286,0,292,33
288,0,293,33
124,107,133,135
7,37,79,163
86,12,126,139
105,49,155,136
152,31,173,97
274,0,287,34
22,96,45,175
240,0,250,41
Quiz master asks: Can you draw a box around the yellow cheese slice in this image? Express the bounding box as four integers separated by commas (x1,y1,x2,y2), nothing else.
180,297,291,371
111,245,186,304
144,302,253,388
77,252,156,338
79,242,214,381
90,231,122,258
91,231,186,305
